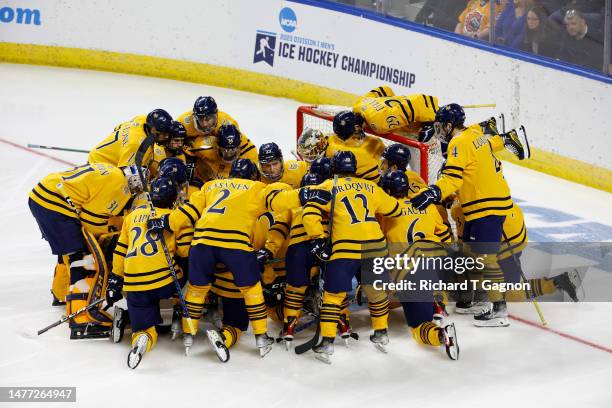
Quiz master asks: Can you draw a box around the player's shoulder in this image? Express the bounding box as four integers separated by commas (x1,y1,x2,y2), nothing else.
90,162,121,175
284,159,307,172
217,111,239,128
177,110,192,125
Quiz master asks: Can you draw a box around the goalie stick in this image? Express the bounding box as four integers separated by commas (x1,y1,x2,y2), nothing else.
295,175,338,355
134,135,197,334
37,298,105,335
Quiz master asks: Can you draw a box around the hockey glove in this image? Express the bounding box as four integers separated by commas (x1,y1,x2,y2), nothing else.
106,272,124,307
411,185,441,211
310,238,331,263
146,214,171,233
299,188,332,206
418,123,435,143
255,248,273,270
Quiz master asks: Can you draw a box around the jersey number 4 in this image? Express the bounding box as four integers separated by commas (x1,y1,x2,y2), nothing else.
340,194,377,224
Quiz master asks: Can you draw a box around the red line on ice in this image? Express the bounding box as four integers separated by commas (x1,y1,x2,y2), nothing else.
509,314,612,354
0,138,77,167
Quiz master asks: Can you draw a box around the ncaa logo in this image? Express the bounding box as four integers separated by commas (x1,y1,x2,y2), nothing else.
279,7,297,33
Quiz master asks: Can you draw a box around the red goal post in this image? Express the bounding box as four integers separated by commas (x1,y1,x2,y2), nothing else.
295,105,444,184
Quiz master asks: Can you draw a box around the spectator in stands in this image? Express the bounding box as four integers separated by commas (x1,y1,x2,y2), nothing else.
415,0,466,32
495,0,533,48
455,0,506,40
549,0,604,28
520,6,559,57
556,9,604,70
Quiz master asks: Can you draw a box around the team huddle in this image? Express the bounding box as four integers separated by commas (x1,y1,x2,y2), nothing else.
29,86,581,368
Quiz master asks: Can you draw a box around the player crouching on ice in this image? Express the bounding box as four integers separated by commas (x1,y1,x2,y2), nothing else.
147,159,287,359
108,176,190,369
379,170,459,360
29,163,140,339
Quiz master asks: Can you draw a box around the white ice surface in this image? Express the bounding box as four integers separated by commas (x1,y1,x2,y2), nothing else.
1,64,611,408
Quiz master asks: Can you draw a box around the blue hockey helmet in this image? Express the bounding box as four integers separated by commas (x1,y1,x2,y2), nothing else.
145,109,173,143
258,142,284,181
192,96,218,134
332,150,357,175
166,121,186,154
217,124,242,163
333,111,361,141
300,172,324,188
434,103,465,142
381,143,411,172
309,157,332,180
158,157,188,185
150,177,179,209
380,170,409,199
230,158,259,180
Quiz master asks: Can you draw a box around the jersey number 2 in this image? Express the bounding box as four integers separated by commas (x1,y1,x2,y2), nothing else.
207,189,230,214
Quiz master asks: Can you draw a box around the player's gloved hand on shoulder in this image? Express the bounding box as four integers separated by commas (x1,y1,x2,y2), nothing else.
411,185,441,211
146,214,171,233
418,123,435,143
310,238,331,263
255,248,273,270
106,272,124,307
299,188,332,206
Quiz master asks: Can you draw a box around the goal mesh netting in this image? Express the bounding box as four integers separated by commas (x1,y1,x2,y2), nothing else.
296,105,444,183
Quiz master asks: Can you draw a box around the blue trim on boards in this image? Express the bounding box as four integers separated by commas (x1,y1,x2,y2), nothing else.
287,0,612,85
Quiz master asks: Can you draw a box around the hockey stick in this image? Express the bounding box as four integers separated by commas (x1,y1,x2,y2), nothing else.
501,230,547,326
37,298,105,335
27,144,89,153
134,135,197,334
295,175,339,355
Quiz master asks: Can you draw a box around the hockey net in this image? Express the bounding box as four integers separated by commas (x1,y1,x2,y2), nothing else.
296,105,445,183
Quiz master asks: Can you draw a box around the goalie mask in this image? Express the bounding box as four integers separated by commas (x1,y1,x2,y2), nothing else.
297,127,327,163
123,165,149,196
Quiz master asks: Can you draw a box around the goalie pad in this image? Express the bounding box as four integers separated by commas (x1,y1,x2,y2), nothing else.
66,227,112,328
52,259,70,303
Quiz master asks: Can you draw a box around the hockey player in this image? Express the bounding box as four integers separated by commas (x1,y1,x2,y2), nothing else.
29,163,139,338
309,157,333,181
192,124,252,180
378,143,427,195
301,151,404,363
379,170,458,360
178,96,258,163
150,121,188,176
451,199,580,312
325,111,386,181
109,177,190,368
146,159,289,357
278,172,325,345
297,127,328,163
258,142,308,188
88,109,173,169
352,86,439,141
411,104,516,326
379,143,452,242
